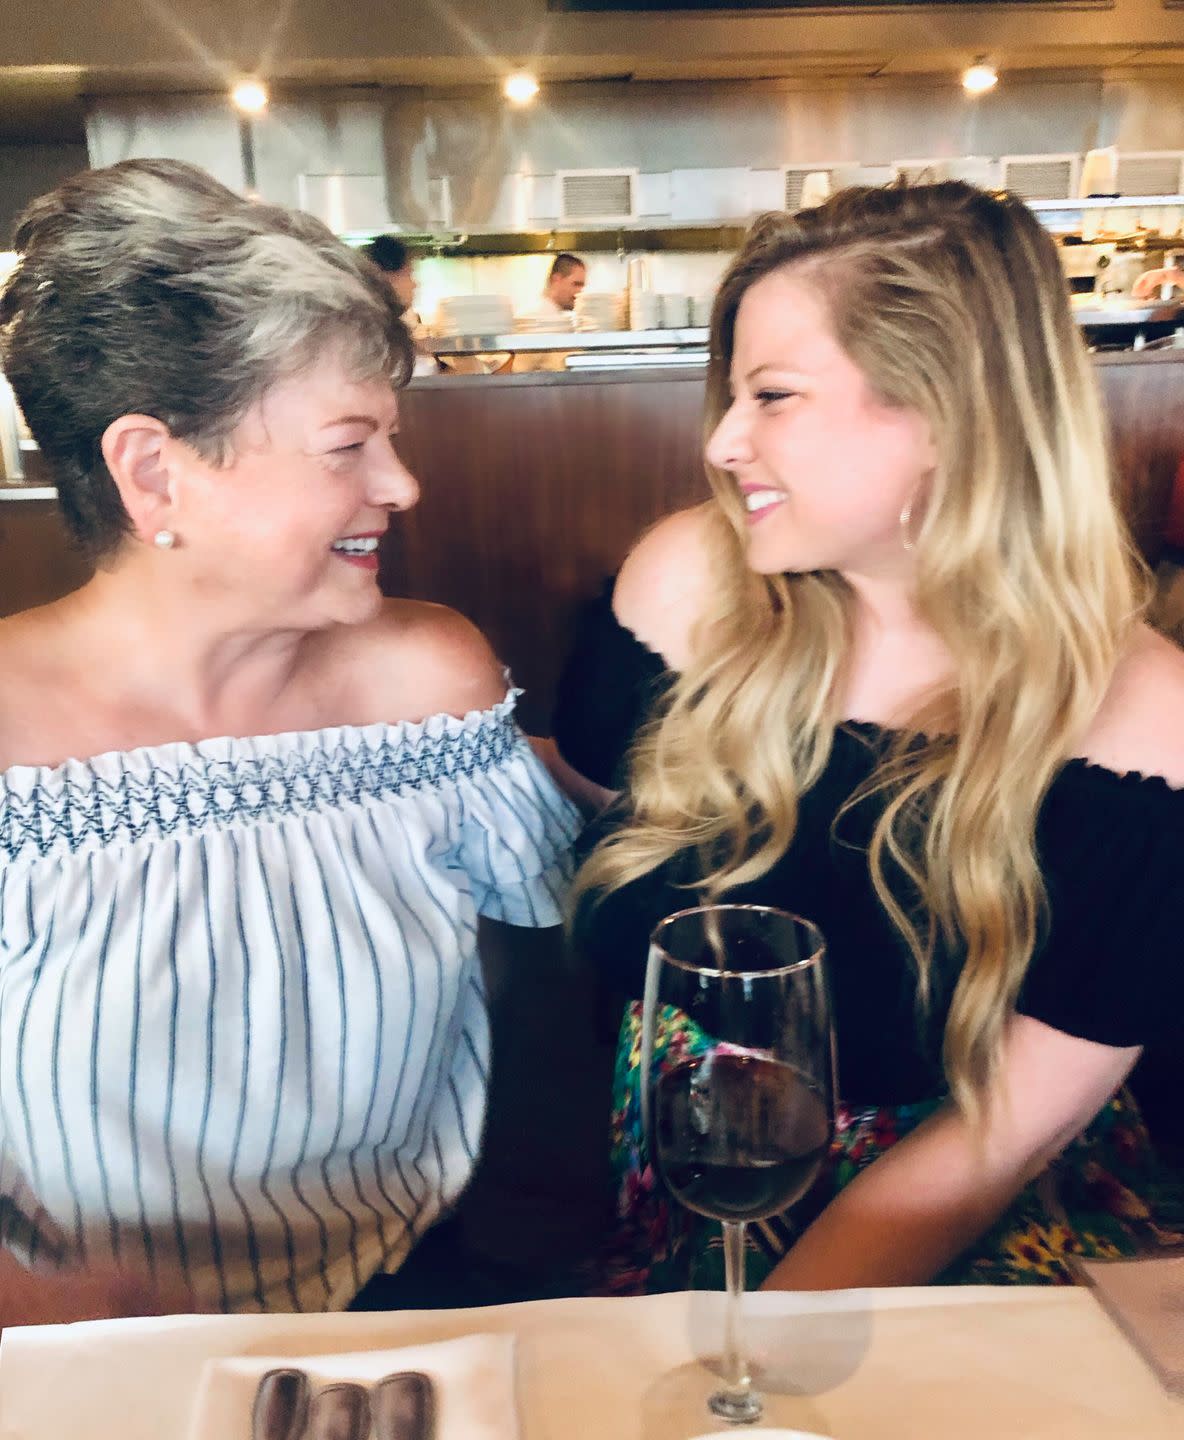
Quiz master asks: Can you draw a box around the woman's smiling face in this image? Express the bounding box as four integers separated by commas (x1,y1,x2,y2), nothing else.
161,350,420,630
706,267,936,583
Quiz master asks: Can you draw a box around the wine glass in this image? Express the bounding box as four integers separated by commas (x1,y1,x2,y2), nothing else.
642,905,834,1425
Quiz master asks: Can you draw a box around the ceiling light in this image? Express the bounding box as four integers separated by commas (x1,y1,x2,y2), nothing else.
961,62,998,97
503,72,540,106
231,79,269,115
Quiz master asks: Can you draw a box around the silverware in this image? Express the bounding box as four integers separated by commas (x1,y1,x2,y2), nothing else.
372,1370,436,1440
304,1381,372,1440
251,1368,310,1440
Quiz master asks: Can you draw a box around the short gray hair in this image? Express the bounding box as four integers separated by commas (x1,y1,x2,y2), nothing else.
0,158,413,559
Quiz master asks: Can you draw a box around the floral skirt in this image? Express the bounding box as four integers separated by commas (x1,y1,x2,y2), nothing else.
590,1001,1183,1296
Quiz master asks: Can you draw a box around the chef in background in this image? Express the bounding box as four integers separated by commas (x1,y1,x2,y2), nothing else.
512,253,587,373
521,252,587,320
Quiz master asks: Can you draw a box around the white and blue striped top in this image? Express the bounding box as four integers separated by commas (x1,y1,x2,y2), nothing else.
0,688,581,1313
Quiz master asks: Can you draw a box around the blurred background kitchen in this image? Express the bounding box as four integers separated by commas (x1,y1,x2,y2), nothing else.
2,0,1184,1301
5,0,1184,704
4,2,1184,374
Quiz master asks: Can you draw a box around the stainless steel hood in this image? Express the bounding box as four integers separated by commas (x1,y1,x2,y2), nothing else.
86,74,1184,235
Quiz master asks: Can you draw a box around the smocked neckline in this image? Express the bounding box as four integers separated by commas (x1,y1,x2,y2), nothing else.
609,606,1182,799
0,687,520,787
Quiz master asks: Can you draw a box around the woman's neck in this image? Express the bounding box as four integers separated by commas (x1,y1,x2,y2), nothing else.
841,576,955,728
52,566,314,738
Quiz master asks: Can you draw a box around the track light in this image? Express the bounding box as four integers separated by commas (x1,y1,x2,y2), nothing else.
961,61,998,97
231,79,269,115
503,72,540,106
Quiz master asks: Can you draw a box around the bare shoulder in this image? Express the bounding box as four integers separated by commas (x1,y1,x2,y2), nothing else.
613,502,719,669
321,599,507,725
1079,625,1184,788
0,601,73,705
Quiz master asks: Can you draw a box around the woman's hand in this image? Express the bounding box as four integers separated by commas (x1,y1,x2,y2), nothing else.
1132,267,1184,300
527,735,617,816
762,1015,1140,1290
0,1249,195,1330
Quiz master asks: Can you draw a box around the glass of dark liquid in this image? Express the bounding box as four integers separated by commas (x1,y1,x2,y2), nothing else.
643,905,833,1425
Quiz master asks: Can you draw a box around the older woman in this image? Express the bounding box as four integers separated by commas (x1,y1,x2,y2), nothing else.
0,159,579,1322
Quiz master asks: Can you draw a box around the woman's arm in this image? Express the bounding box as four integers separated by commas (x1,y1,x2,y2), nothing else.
763,1014,1140,1290
0,1249,193,1331
548,508,715,813
1132,267,1184,300
527,735,617,816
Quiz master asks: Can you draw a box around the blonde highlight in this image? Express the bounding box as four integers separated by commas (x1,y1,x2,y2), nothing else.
576,182,1148,1120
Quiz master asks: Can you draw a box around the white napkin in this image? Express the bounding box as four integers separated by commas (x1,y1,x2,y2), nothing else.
185,1331,518,1439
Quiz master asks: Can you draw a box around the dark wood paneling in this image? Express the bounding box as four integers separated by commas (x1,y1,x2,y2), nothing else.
387,369,710,731
389,356,1184,731
0,498,92,617
3,355,1182,734
1095,351,1184,567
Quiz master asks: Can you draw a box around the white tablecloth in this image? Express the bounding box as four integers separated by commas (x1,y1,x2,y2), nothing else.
1,1287,1180,1439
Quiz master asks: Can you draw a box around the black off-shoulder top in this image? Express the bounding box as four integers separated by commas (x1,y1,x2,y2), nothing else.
554,583,1184,1108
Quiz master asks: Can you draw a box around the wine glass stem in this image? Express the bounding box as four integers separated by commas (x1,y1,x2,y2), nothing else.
719,1220,757,1414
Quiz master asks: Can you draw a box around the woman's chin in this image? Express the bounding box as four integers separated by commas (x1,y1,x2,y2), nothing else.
287,579,384,632
335,585,385,626
746,539,815,576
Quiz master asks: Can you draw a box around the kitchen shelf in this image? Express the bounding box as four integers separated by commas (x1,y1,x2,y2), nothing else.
346,226,746,257
427,327,709,354
343,199,1184,258
0,486,57,501
1030,196,1184,211
1072,299,1183,327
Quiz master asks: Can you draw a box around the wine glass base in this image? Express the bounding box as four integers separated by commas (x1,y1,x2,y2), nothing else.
708,1387,764,1424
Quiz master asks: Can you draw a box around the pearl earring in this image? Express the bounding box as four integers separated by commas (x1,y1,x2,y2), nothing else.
153,529,176,550
898,502,915,552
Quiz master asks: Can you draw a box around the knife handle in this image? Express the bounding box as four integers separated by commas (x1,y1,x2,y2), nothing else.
305,1381,372,1440
251,1368,310,1440
372,1370,436,1440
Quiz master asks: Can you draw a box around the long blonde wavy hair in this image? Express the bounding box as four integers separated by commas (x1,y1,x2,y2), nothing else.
577,182,1147,1118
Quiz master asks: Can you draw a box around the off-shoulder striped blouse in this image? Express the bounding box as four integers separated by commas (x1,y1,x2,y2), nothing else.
0,688,580,1312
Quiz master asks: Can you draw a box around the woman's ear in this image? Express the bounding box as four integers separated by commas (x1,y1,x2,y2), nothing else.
100,414,176,541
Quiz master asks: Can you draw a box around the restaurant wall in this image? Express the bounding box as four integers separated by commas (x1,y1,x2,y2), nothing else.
0,142,89,245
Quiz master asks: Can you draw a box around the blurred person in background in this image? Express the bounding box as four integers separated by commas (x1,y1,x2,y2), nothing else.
361,235,419,324
514,253,588,374
1132,263,1184,300
521,252,587,321
361,236,439,376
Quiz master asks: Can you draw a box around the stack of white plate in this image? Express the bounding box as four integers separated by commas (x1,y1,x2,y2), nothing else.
629,292,663,330
575,292,627,332
436,295,514,337
658,293,691,328
690,295,713,328
514,311,576,333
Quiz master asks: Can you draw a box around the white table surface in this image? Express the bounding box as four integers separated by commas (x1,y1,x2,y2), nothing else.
1,1286,1180,1439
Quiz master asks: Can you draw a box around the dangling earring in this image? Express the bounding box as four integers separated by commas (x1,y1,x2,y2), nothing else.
898,501,915,552
153,529,176,550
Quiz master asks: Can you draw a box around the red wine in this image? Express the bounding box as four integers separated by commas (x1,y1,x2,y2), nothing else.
654,1051,831,1223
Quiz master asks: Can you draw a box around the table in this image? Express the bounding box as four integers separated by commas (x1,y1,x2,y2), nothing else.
1,1287,1179,1439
